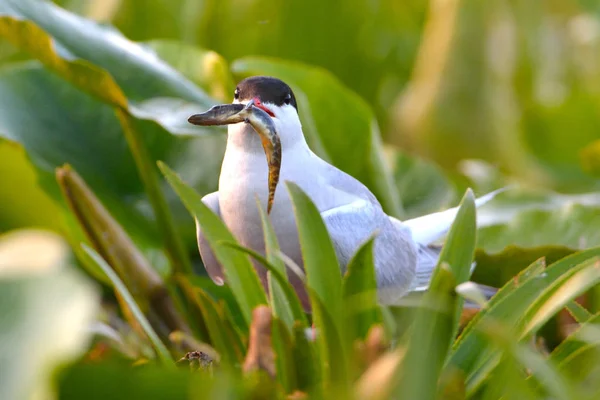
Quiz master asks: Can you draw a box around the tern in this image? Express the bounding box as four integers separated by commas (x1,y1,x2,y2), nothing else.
190,76,501,308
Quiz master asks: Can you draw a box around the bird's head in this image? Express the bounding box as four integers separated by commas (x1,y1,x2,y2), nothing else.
229,76,304,150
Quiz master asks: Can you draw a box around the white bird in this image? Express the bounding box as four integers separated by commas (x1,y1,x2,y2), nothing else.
193,76,500,308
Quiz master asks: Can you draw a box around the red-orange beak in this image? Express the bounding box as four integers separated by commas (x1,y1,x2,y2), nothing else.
251,97,275,118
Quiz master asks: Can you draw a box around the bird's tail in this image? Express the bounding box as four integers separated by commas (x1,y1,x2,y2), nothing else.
398,187,508,300
403,187,507,245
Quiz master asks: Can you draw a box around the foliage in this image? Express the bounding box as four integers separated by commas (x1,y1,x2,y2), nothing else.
0,0,599,399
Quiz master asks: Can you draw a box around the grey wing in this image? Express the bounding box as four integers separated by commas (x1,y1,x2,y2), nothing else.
321,197,418,305
196,191,225,285
316,157,381,206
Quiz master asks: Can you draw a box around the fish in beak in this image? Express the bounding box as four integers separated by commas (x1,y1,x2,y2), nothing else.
188,101,282,214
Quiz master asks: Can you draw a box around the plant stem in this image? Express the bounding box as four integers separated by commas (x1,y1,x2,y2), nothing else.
116,109,192,275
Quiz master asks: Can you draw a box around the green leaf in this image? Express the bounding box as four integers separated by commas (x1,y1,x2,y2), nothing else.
449,247,600,394
342,236,383,341
551,312,600,366
310,293,350,394
395,264,457,400
271,318,297,393
477,321,576,400
232,57,402,217
82,244,173,365
292,322,320,394
143,39,235,104
581,139,600,178
456,257,547,345
0,0,218,134
477,189,600,253
435,189,477,339
56,164,190,336
285,182,343,322
256,199,296,331
57,360,240,400
520,256,600,338
565,300,593,324
218,241,308,329
176,277,244,366
286,182,348,389
0,230,99,400
159,162,267,327
392,149,457,219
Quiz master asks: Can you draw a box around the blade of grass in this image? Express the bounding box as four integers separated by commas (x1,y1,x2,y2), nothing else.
271,318,297,393
478,321,577,400
219,241,308,327
395,264,457,400
83,244,174,366
285,182,343,320
292,321,321,395
460,255,600,395
520,257,600,338
256,198,296,331
286,182,349,390
342,235,383,341
565,300,592,324
449,247,600,388
438,189,477,340
159,161,266,328
395,189,476,400
177,277,244,365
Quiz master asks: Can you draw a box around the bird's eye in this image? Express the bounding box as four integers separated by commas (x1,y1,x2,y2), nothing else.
284,93,291,105
234,88,239,100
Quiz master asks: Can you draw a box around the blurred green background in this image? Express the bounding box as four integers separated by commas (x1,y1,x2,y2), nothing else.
0,0,599,265
1,1,600,399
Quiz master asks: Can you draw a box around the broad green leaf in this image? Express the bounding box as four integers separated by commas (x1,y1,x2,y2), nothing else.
342,236,383,341
0,0,219,134
477,189,600,253
395,264,457,400
0,64,166,262
0,62,226,271
581,139,600,178
159,162,267,327
232,57,402,217
256,199,296,331
392,149,457,219
0,141,62,232
473,245,573,288
0,229,99,400
82,245,173,365
143,40,235,104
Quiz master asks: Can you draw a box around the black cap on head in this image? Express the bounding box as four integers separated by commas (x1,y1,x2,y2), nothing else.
234,76,298,111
